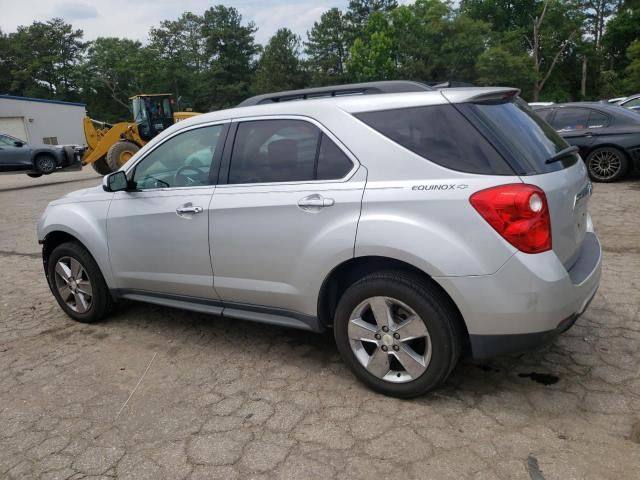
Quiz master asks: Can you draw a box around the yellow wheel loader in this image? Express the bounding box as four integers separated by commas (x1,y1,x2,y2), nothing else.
82,94,199,175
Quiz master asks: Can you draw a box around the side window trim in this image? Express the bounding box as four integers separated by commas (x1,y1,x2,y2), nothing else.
126,120,230,190
221,116,358,186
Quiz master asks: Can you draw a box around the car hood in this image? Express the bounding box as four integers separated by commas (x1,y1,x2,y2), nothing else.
50,185,108,205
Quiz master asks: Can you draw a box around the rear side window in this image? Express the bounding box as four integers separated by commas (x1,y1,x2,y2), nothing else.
551,108,589,131
535,109,554,122
228,119,353,184
470,99,575,174
355,105,513,175
317,133,353,180
587,110,609,128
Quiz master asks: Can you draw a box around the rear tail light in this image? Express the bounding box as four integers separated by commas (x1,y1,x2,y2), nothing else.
470,184,552,254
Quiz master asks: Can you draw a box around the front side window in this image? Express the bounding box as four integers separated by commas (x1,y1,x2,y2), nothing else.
132,124,224,189
228,119,353,184
0,135,13,146
551,108,589,131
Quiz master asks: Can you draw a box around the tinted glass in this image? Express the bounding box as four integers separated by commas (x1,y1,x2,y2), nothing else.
472,99,575,173
229,120,319,184
587,110,609,128
133,125,223,189
535,109,554,122
317,134,353,180
551,108,589,131
0,135,13,146
356,105,512,175
624,98,640,108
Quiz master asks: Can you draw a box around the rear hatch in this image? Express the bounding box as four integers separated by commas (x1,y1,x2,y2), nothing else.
457,96,591,269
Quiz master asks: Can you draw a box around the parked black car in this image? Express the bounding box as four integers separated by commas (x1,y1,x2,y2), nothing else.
532,102,640,182
0,133,81,177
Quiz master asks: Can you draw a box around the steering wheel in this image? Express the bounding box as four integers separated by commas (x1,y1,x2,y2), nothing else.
174,166,205,187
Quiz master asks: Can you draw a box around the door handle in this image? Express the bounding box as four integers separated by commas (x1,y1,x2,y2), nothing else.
298,194,335,211
176,205,203,215
584,131,593,137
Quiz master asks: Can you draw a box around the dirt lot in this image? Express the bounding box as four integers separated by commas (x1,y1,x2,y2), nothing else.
1,169,639,479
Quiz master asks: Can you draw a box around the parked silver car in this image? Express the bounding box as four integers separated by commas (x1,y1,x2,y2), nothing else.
38,81,602,397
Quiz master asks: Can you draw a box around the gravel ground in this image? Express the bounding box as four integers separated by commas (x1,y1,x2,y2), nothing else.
1,169,639,479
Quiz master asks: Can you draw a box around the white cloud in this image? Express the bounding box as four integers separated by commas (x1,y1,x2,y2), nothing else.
0,0,361,44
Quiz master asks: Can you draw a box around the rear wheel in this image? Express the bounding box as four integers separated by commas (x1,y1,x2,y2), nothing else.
91,157,112,175
586,147,629,182
34,154,56,174
333,270,461,398
47,241,113,323
106,141,140,172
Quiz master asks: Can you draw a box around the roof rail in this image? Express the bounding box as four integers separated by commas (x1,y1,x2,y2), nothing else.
237,80,433,107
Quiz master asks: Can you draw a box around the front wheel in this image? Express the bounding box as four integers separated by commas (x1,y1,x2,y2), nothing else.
333,271,461,398
34,154,57,174
586,147,629,182
46,241,113,323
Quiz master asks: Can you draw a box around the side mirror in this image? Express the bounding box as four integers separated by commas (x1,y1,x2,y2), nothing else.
14,141,24,147
103,171,129,192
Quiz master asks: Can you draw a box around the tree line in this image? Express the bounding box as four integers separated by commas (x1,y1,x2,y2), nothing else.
0,0,638,122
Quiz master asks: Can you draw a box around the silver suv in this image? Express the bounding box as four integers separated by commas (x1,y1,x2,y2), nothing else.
38,81,602,397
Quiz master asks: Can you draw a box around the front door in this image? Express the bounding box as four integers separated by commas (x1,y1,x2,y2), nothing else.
107,123,227,299
210,118,365,317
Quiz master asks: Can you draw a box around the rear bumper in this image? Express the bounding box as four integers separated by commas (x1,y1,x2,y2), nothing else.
436,231,602,359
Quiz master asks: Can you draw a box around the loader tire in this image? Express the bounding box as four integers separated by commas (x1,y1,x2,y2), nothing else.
91,157,112,175
106,141,140,171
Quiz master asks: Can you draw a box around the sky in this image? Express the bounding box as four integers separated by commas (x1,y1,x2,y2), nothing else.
0,0,413,45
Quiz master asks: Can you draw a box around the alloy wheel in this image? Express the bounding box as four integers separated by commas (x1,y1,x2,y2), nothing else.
588,149,622,181
348,296,432,383
53,256,93,313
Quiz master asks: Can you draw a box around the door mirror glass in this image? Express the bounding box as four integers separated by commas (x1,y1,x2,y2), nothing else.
14,140,24,147
104,171,129,192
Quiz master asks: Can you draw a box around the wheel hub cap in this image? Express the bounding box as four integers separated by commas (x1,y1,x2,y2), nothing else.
348,296,432,384
53,256,93,314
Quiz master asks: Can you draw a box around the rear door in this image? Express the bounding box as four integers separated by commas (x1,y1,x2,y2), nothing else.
209,117,365,318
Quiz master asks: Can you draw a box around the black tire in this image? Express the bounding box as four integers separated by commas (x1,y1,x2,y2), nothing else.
91,157,112,175
106,141,140,172
333,270,461,398
27,173,42,178
34,154,57,174
586,147,629,183
46,241,113,323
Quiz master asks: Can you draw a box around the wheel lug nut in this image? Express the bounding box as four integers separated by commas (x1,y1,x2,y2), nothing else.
393,345,400,351
393,333,400,339
381,345,388,352
375,333,381,340
382,326,389,332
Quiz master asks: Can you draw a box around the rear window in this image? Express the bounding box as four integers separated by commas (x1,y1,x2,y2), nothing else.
355,105,513,175
469,99,576,174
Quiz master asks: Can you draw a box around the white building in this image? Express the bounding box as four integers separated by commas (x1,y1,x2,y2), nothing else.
0,95,86,145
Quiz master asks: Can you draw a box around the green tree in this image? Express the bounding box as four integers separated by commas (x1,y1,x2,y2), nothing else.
346,11,397,81
305,8,349,85
7,18,85,100
0,28,13,93
345,0,398,43
624,40,640,90
601,0,640,72
81,37,157,121
201,5,259,109
253,28,306,94
149,12,207,110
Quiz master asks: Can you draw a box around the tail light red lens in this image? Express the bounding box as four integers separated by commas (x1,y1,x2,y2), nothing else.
470,184,552,254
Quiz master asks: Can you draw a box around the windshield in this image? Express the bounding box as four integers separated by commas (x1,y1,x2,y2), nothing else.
471,99,577,174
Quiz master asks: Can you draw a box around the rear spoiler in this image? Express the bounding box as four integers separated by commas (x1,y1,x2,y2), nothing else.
440,87,520,104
